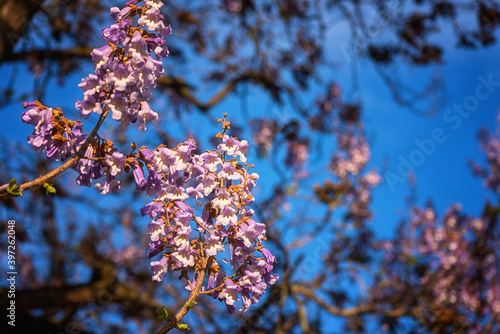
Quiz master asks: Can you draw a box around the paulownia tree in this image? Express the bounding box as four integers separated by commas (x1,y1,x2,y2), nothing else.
1,0,499,333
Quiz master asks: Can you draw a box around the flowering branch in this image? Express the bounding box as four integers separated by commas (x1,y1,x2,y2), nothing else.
0,108,111,196
144,115,278,317
156,256,210,334
2,2,279,331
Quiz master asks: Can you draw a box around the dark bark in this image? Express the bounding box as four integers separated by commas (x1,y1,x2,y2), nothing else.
0,0,42,62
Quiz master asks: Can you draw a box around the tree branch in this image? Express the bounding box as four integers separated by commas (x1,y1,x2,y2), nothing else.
0,108,109,196
3,48,292,113
291,284,409,318
156,257,210,334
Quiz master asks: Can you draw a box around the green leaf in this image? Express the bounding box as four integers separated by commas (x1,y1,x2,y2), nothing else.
156,306,170,321
8,178,17,188
43,183,57,195
6,178,22,197
43,183,56,194
185,300,197,309
175,323,189,331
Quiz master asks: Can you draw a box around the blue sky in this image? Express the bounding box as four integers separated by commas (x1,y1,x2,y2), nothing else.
324,17,500,238
1,0,499,260
2,11,499,240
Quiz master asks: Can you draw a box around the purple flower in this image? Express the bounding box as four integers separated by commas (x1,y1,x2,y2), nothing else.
128,30,149,64
261,247,277,265
201,205,214,226
218,135,238,155
151,256,168,282
138,6,166,34
110,5,134,21
146,167,162,197
219,161,240,180
76,1,169,130
107,63,137,91
219,278,242,313
21,105,42,124
159,185,189,201
174,140,196,171
76,95,103,119
153,147,177,174
171,243,195,267
132,163,147,190
105,91,128,122
140,201,163,218
202,151,222,172
94,174,121,195
138,101,158,131
205,230,225,256
140,131,277,311
22,107,53,152
148,242,166,259
218,135,249,162
250,281,268,305
215,205,237,227
90,45,113,74
173,211,192,227
196,173,217,196
264,273,279,285
148,219,166,241
78,74,105,96
140,148,155,163
236,219,266,247
102,20,131,45
105,151,126,176
212,187,232,209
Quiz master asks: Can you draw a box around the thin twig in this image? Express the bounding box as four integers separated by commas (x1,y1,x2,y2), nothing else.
156,256,210,334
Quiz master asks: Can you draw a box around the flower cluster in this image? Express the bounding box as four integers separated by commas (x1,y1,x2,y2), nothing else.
250,118,309,170
142,116,278,312
21,101,86,160
313,115,379,224
285,137,309,169
470,123,500,193
21,1,171,194
250,119,278,154
330,133,370,178
76,0,171,131
18,0,278,317
221,0,244,14
308,82,342,132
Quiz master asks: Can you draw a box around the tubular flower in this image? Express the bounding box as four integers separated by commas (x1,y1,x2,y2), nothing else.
141,115,278,312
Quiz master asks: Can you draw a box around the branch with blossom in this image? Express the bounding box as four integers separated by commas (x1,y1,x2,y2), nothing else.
0,1,278,332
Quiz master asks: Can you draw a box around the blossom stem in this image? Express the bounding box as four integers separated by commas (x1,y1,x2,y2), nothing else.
192,216,211,234
156,256,210,334
199,279,228,295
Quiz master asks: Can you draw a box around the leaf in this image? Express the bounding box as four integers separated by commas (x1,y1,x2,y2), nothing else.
156,306,170,321
43,183,56,195
185,300,197,309
8,178,16,188
175,323,190,331
6,178,22,197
